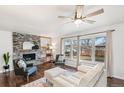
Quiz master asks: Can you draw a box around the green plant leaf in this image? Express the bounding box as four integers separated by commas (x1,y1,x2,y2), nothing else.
3,52,10,65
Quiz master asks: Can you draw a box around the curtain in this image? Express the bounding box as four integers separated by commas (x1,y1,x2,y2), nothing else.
106,31,113,77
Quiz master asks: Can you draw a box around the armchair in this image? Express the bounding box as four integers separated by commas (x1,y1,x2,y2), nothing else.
54,54,65,65
13,59,37,82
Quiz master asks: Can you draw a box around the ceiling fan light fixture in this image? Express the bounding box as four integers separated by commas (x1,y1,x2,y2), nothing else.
58,5,104,27
74,19,82,25
74,19,82,27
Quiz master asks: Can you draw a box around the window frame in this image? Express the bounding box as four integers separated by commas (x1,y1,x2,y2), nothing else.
61,33,106,63
79,34,106,63
62,37,78,61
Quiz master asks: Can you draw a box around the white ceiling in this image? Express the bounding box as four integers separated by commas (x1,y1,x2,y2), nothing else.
0,5,124,37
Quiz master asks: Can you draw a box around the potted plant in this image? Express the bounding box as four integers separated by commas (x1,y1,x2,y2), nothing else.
32,41,39,49
3,52,10,70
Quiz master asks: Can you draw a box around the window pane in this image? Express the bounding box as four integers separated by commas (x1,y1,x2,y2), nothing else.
64,40,71,59
80,39,92,61
95,37,106,62
72,40,78,59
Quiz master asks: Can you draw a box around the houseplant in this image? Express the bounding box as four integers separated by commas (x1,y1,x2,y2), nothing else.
32,41,39,49
3,52,10,69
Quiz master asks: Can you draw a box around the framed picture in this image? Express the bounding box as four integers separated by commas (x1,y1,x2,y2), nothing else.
40,36,52,49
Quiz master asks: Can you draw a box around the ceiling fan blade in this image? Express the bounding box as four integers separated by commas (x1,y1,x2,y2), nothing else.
63,21,74,24
58,16,68,18
58,16,73,20
82,19,96,24
85,8,104,18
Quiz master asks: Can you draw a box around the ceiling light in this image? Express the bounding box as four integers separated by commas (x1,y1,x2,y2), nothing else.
74,19,82,27
74,19,82,24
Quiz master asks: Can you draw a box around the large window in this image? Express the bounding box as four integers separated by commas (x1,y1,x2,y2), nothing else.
63,38,78,60
62,34,106,63
80,39,93,61
95,37,106,62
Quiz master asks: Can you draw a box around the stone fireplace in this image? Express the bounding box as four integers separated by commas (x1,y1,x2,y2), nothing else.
13,32,43,65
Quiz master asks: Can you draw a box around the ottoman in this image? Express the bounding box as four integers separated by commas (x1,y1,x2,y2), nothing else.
44,67,66,84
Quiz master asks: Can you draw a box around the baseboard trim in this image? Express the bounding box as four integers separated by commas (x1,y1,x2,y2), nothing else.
111,75,124,80
107,76,113,79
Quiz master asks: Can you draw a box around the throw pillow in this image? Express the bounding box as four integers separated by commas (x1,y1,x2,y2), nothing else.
17,59,27,71
58,55,64,62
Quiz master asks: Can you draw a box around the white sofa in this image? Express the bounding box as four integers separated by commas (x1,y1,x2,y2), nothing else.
44,67,67,84
44,62,107,87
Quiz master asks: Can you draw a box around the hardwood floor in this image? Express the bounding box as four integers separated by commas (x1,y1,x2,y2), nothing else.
0,62,76,87
107,77,124,87
0,62,124,87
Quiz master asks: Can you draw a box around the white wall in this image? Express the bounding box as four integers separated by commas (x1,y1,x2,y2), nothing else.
0,31,13,73
112,23,124,80
51,37,61,59
54,22,124,80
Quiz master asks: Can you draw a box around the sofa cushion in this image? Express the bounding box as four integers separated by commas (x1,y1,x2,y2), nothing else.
45,67,66,78
59,74,80,86
78,64,95,73
53,76,75,87
78,69,95,86
26,66,37,76
79,63,104,86
80,62,98,67
72,71,86,79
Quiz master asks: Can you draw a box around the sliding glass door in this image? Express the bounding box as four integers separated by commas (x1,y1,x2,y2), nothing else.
61,33,106,67
63,37,78,61
79,38,93,61
62,37,78,67
72,40,78,60
64,39,72,59
79,34,106,63
95,37,106,62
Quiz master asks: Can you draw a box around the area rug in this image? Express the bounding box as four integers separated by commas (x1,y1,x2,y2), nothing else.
21,77,50,87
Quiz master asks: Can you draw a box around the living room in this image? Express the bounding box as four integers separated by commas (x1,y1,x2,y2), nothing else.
0,1,124,89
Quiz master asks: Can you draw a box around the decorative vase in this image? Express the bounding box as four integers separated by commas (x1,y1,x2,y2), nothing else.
32,45,39,49
3,65,9,70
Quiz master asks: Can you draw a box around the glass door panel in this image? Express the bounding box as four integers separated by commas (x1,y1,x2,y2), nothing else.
95,37,106,62
64,39,72,59
72,40,78,60
79,39,93,61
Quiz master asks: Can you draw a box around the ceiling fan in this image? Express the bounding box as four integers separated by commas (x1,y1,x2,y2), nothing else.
58,5,104,27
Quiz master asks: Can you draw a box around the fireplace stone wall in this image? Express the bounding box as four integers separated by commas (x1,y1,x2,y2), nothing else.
13,32,43,65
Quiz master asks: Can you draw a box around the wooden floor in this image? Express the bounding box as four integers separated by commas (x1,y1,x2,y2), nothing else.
0,62,124,87
107,77,124,87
